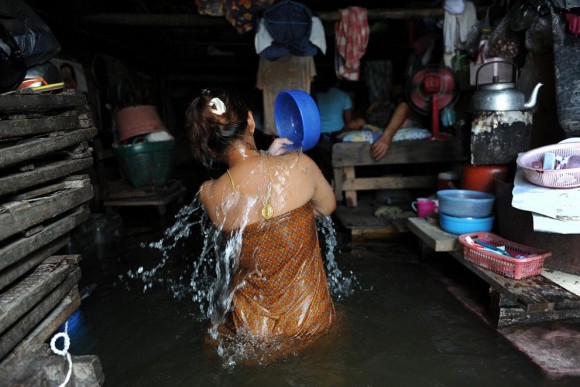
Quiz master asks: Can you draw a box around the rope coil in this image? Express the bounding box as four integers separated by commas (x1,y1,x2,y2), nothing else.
50,321,73,386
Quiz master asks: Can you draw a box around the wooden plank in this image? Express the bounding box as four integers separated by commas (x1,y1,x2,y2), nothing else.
449,251,580,312
103,185,186,207
332,139,464,167
0,115,91,139
343,175,437,191
0,236,68,291
0,92,87,113
0,157,93,197
0,256,78,334
407,217,460,252
14,287,81,356
0,178,93,242
0,267,81,359
0,345,104,386
0,206,89,272
106,179,181,200
335,203,392,230
496,304,580,328
0,127,97,169
352,226,402,242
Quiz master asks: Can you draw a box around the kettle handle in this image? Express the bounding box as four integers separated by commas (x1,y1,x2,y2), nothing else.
475,60,518,90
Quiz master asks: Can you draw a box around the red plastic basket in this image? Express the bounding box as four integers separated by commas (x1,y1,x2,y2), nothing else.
516,142,580,188
458,232,551,280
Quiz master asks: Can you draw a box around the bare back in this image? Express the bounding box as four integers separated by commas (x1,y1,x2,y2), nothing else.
200,151,335,232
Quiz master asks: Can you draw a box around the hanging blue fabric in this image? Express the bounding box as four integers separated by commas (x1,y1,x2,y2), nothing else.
260,0,318,60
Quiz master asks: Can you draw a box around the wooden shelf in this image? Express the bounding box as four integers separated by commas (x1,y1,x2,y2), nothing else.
406,217,580,328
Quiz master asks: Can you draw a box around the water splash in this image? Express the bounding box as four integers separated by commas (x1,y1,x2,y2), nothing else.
317,215,360,300
120,194,359,364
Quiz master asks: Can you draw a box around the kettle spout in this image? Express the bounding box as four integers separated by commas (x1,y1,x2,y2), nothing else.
523,83,543,109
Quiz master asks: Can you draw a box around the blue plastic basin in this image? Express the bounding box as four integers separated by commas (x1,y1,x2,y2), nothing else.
437,189,495,218
439,212,495,235
274,90,320,151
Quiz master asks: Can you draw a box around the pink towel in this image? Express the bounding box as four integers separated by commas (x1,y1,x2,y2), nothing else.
335,7,369,81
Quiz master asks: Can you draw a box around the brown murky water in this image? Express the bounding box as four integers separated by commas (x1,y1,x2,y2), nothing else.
64,211,580,387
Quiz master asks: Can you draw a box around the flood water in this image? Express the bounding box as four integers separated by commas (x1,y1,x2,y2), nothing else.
64,209,580,387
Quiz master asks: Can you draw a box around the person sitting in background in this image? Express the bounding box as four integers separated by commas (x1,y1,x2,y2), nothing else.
187,88,336,360
309,75,358,182
369,100,414,160
316,76,354,140
340,90,429,161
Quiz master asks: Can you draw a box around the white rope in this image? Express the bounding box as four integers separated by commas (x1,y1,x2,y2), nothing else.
50,321,73,387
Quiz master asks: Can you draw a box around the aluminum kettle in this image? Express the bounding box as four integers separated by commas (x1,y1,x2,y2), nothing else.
472,61,542,111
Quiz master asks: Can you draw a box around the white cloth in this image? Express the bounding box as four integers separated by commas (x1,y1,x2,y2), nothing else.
310,17,326,54
444,0,466,14
443,0,477,64
512,168,580,233
254,19,273,54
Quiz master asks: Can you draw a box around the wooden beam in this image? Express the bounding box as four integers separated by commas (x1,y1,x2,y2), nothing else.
319,8,447,21
84,8,452,27
84,13,230,27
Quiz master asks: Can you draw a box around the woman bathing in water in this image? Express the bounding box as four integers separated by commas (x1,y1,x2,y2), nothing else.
187,88,336,359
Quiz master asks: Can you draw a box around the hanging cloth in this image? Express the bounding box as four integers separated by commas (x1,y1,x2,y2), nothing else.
256,55,316,135
443,0,477,66
258,0,319,60
255,17,326,57
334,7,369,81
223,0,274,34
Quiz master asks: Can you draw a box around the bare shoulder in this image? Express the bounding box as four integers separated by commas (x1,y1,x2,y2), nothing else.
199,179,218,204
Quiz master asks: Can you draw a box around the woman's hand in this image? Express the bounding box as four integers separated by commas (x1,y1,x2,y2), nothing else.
370,137,392,160
267,137,293,156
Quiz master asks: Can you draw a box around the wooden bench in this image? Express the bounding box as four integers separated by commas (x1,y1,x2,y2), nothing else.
332,139,465,207
407,217,580,328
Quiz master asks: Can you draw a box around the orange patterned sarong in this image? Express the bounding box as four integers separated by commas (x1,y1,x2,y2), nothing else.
221,204,335,345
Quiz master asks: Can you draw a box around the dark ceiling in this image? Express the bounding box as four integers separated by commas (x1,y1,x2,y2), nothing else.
23,0,452,87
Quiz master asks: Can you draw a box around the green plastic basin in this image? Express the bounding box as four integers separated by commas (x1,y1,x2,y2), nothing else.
113,140,175,188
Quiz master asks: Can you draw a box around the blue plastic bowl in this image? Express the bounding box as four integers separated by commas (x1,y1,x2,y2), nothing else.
437,189,495,218
274,90,320,151
439,212,495,235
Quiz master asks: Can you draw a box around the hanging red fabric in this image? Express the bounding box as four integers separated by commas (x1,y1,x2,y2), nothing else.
334,7,369,81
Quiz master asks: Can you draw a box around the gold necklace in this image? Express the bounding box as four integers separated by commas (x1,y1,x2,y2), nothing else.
226,160,274,220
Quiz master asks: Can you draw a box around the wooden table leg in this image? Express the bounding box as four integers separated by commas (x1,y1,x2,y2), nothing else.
344,166,357,207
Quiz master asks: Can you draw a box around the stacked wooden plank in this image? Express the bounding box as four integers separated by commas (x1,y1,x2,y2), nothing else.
0,90,103,385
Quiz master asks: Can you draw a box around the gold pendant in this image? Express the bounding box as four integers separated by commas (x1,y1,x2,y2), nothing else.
261,203,274,220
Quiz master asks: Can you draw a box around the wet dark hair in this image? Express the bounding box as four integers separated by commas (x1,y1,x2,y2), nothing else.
186,88,249,168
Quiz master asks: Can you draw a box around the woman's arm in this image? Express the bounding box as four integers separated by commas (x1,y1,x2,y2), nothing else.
308,161,336,216
370,102,410,160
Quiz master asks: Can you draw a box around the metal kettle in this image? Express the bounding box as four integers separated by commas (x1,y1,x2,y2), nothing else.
472,61,542,111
